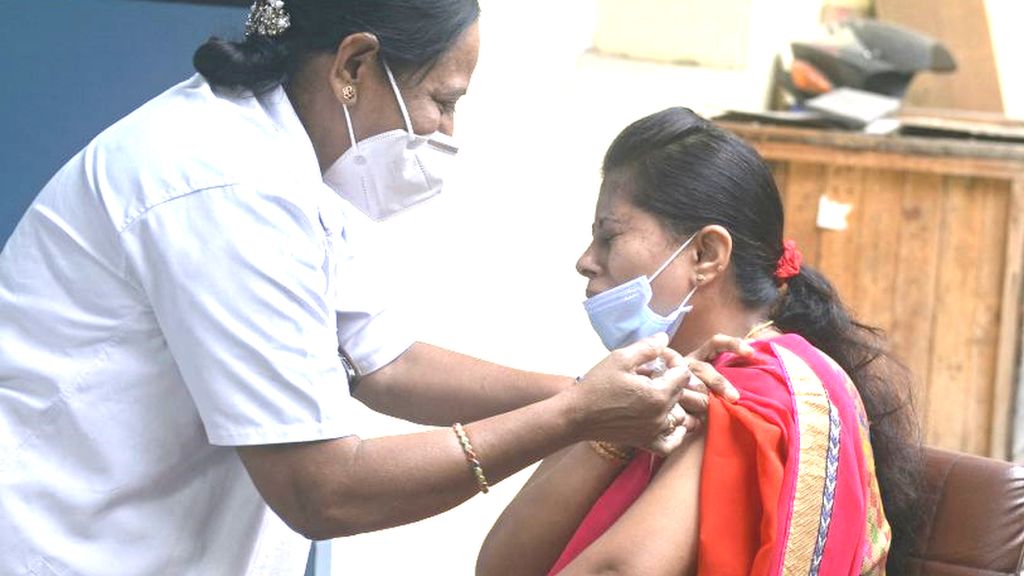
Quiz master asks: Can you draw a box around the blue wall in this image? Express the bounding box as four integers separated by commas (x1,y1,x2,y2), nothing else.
0,0,247,245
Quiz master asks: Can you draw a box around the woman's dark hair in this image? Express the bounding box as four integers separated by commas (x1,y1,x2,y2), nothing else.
604,107,924,571
193,0,480,92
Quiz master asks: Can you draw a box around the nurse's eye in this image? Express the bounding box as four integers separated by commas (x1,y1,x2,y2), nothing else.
437,99,458,114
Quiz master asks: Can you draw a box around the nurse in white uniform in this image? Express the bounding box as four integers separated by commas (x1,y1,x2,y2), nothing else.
0,1,742,574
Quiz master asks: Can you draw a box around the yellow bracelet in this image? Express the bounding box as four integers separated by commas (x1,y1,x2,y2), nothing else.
589,440,635,462
452,423,489,494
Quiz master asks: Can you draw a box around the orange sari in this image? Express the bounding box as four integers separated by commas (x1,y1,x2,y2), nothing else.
548,334,890,575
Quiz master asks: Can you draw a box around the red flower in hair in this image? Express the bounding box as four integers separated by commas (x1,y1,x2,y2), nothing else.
775,239,803,281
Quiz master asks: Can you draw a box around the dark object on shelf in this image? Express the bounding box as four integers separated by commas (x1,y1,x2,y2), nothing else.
782,19,956,103
712,109,847,129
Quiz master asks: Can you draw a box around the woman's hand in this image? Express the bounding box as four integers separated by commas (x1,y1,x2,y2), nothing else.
677,334,752,431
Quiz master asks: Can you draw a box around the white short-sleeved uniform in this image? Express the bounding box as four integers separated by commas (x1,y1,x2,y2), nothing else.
0,74,413,575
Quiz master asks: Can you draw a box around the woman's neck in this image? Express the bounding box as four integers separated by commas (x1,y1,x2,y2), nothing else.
669,296,774,355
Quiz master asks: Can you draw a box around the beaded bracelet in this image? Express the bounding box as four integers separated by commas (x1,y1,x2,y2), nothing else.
452,423,489,494
589,440,635,462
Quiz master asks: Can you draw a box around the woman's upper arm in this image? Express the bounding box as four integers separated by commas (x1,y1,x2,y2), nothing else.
560,435,705,576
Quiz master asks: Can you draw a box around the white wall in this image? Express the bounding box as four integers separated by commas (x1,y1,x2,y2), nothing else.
986,0,1024,119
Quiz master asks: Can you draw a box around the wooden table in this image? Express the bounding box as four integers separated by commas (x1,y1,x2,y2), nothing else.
717,122,1024,459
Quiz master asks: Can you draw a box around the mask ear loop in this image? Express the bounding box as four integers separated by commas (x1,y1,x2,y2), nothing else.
382,60,415,136
649,232,698,282
678,283,699,308
649,232,701,311
341,104,361,156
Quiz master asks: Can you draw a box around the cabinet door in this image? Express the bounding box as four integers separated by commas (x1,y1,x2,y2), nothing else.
770,160,1016,457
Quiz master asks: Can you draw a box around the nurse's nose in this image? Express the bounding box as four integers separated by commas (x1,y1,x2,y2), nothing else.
440,117,455,137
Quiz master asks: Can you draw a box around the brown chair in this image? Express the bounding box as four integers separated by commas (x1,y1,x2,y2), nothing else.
906,446,1024,575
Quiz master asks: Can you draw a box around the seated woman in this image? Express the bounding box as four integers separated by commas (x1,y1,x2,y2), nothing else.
477,108,922,576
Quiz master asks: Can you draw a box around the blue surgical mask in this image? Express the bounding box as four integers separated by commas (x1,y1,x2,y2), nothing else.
583,233,698,350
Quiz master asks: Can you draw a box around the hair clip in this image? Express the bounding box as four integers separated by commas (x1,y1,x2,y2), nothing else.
774,239,803,281
245,0,291,38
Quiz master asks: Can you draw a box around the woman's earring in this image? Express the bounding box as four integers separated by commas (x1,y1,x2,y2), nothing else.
341,85,357,102
696,274,706,284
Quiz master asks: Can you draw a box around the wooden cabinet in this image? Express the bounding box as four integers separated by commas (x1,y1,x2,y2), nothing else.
719,122,1024,459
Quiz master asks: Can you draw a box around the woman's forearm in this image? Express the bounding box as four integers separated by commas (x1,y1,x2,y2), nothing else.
559,435,705,576
354,342,572,425
476,443,627,576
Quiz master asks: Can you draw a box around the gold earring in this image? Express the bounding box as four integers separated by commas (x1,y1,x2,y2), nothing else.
341,85,356,102
696,274,706,283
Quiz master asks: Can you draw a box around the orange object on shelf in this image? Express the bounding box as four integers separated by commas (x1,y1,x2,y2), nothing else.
791,58,834,95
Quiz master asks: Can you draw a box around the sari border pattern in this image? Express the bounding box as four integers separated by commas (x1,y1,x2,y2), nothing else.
773,344,840,576
810,402,842,575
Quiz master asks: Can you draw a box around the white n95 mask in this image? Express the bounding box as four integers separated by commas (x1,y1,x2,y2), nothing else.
583,233,698,350
323,60,458,221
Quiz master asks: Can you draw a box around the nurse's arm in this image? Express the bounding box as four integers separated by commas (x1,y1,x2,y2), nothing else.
353,337,746,426
352,342,571,424
237,338,685,540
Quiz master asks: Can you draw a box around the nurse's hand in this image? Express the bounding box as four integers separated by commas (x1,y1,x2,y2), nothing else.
569,333,690,456
637,334,750,453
